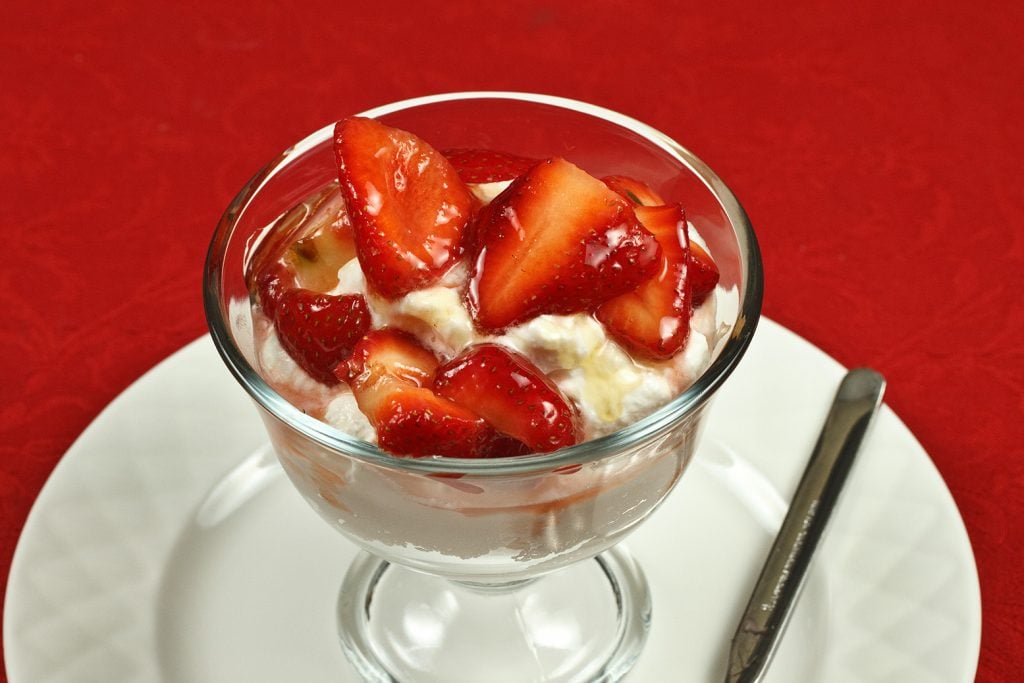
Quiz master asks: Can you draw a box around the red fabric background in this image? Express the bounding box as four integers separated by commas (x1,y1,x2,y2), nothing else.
2,1,1020,680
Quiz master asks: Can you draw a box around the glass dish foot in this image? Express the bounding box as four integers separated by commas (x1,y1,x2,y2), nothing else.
337,546,651,683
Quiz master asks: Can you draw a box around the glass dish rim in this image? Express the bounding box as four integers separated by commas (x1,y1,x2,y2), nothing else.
203,90,764,475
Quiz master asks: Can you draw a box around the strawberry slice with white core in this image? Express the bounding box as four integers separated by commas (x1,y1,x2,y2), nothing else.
341,328,438,388
274,288,372,385
434,344,582,452
342,329,498,457
468,157,662,331
334,117,475,299
602,175,666,207
687,239,720,306
442,148,539,184
596,204,693,360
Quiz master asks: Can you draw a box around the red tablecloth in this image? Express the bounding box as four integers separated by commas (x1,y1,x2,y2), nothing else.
2,2,1020,681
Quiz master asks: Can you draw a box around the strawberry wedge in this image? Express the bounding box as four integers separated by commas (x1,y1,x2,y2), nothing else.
442,148,538,184
341,327,439,387
434,344,581,452
596,204,693,360
468,157,662,331
274,288,372,385
372,385,497,458
334,117,475,299
341,329,500,457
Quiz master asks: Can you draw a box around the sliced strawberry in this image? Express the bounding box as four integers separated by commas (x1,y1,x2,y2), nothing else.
342,329,496,458
596,204,693,360
334,117,475,299
274,288,372,385
374,386,500,458
442,148,539,184
602,175,665,207
687,238,720,306
434,344,582,452
341,328,439,388
468,157,662,331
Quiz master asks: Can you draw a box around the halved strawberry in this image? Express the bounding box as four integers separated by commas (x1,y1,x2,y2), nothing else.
596,204,693,360
334,117,475,299
342,329,497,457
468,157,662,331
342,328,438,388
374,387,502,458
274,288,372,385
602,175,665,207
434,344,582,452
442,148,539,184
688,239,720,306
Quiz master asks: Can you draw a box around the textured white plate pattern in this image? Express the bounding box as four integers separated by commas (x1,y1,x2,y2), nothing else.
3,319,981,682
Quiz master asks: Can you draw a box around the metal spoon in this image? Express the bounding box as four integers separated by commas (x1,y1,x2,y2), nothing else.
725,367,886,683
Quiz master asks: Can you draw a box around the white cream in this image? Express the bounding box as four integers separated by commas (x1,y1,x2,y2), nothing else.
368,281,477,358
256,278,720,441
324,391,377,443
255,316,334,404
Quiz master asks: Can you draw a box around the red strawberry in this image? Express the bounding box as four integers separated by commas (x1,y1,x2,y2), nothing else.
373,387,502,458
342,329,497,458
434,344,582,452
596,204,693,360
342,328,439,388
602,175,665,207
442,148,539,184
468,157,662,331
334,117,475,299
688,239,720,306
274,288,372,385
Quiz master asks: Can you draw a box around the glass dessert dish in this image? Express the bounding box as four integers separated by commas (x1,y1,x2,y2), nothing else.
204,92,763,682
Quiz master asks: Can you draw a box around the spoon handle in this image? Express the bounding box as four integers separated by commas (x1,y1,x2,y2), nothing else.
725,367,886,683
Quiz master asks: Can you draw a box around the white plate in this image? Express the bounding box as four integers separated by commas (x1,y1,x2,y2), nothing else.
3,319,981,682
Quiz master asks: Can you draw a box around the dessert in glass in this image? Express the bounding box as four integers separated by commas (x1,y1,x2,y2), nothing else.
204,92,763,682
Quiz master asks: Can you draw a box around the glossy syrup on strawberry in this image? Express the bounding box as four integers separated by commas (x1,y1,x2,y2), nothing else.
596,204,693,360
467,157,662,332
274,289,372,385
434,344,582,452
334,117,475,300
